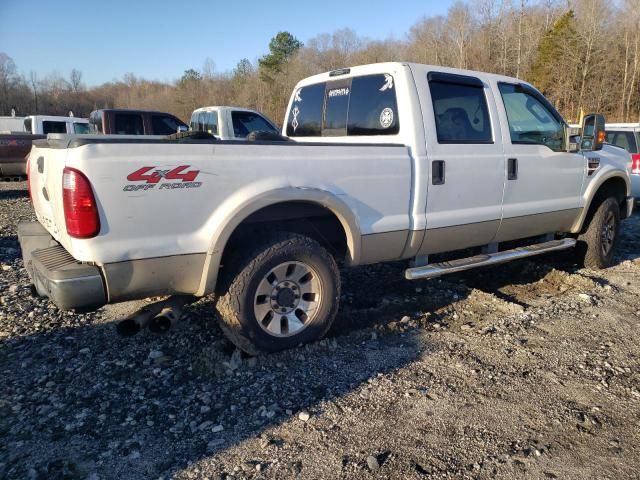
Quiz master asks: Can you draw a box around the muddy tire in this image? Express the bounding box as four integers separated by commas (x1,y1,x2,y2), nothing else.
576,197,620,269
216,232,340,355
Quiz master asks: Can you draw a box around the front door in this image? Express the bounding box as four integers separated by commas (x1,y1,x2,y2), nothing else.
494,83,583,242
419,72,506,254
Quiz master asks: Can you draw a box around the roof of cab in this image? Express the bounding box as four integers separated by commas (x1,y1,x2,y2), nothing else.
27,115,88,123
191,106,262,114
294,61,534,89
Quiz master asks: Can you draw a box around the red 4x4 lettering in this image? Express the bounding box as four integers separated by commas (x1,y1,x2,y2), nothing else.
127,166,199,184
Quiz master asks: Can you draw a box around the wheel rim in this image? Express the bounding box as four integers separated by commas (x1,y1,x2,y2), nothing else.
601,210,616,256
254,261,323,337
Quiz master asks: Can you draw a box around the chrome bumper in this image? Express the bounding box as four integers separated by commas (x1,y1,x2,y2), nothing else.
17,222,106,310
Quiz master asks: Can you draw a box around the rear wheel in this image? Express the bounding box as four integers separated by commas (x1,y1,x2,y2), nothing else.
576,197,620,269
216,232,340,355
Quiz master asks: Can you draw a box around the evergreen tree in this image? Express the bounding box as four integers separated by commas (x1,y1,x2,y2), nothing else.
258,32,302,83
527,10,578,94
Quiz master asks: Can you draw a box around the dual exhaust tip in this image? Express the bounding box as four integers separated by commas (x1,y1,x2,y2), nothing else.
116,295,194,337
1,176,24,182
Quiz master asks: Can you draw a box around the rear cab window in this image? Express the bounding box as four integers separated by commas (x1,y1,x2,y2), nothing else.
286,73,399,137
89,111,103,133
189,111,217,134
605,131,639,153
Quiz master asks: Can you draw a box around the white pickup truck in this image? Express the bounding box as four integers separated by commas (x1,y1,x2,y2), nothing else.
189,106,280,140
19,62,633,354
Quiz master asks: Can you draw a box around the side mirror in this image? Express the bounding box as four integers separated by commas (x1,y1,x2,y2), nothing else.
177,125,188,133
580,113,605,151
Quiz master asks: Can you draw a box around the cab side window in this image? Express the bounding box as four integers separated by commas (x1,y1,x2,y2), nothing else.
114,114,144,135
428,73,492,144
152,115,186,135
605,131,638,153
42,121,67,134
498,83,564,152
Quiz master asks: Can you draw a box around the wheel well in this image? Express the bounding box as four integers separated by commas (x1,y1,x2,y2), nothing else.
219,201,349,278
583,177,628,231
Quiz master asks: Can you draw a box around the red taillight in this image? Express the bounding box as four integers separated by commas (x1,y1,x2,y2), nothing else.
62,167,100,238
632,154,640,175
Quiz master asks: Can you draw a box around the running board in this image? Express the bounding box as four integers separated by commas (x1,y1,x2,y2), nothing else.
405,238,576,280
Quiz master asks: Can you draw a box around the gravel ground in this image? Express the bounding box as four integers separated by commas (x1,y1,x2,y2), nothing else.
1,180,639,480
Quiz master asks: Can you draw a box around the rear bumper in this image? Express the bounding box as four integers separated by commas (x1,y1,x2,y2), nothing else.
0,161,27,176
17,222,106,310
18,221,206,310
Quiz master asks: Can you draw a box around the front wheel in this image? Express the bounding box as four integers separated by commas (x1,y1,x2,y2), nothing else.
216,232,341,355
576,197,620,269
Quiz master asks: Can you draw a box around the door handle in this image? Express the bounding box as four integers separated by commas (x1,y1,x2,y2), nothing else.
508,158,518,180
432,160,445,185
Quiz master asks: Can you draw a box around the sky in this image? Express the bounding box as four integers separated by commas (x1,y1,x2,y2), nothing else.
0,0,455,87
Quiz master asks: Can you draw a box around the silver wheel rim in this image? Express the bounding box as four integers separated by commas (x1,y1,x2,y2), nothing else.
254,261,323,337
601,211,616,256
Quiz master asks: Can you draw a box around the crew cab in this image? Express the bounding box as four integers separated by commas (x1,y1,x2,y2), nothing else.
190,106,280,140
23,115,90,135
19,62,633,354
89,109,188,135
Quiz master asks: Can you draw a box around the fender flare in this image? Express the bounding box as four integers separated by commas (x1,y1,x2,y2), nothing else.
570,170,631,233
195,187,362,296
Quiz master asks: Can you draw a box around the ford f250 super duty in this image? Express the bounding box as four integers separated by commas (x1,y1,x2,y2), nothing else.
18,62,634,354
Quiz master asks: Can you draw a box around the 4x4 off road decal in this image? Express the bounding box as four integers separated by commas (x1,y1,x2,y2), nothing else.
123,165,202,191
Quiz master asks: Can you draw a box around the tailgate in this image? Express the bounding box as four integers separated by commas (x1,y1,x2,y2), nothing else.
28,140,70,244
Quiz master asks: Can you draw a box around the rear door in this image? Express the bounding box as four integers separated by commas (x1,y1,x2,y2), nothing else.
418,72,506,254
494,83,583,242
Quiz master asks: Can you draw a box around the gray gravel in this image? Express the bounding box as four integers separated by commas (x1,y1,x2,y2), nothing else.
1,180,639,479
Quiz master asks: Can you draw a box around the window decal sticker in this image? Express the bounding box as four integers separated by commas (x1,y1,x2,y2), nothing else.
380,74,394,92
291,106,300,132
379,108,394,128
328,87,350,97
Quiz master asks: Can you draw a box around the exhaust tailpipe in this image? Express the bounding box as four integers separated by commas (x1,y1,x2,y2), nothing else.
148,296,193,333
116,301,167,337
116,295,194,336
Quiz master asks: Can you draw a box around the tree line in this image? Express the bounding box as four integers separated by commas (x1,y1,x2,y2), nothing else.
0,0,638,127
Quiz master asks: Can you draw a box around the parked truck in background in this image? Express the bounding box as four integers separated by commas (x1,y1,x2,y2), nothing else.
190,106,280,140
89,109,188,135
605,123,640,203
0,115,89,178
19,62,633,354
22,115,90,135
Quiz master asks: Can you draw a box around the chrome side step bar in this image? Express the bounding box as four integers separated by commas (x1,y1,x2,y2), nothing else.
405,238,576,280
